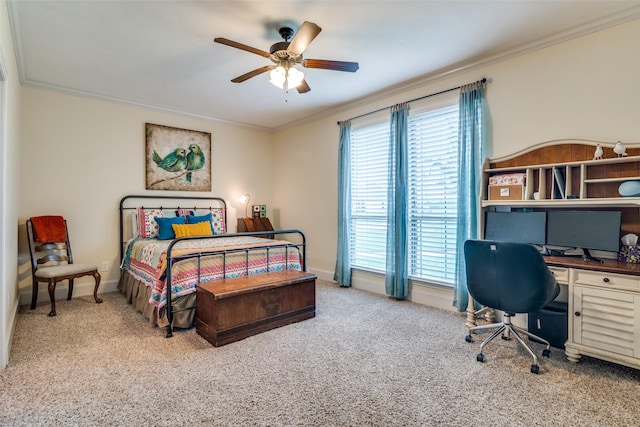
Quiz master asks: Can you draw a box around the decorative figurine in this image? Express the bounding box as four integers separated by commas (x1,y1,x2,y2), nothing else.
614,141,627,157
593,144,603,160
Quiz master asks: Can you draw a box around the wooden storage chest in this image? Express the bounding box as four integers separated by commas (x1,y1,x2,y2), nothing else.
195,270,316,347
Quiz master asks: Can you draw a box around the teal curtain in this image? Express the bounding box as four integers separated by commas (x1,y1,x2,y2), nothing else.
385,103,409,299
453,81,487,311
334,121,352,287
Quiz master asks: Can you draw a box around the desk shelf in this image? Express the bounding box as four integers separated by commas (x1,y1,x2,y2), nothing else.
483,143,640,204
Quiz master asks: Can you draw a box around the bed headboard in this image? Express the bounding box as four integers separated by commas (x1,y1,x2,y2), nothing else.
119,194,227,262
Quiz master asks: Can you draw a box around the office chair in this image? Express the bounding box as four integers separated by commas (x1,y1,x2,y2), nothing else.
463,240,560,374
26,216,102,316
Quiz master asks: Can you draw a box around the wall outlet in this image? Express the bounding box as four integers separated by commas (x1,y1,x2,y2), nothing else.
101,261,109,272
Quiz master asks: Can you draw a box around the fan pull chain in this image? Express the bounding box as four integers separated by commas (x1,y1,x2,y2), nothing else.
284,73,289,102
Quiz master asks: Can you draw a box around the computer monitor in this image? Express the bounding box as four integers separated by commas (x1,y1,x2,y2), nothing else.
484,211,546,246
546,210,621,261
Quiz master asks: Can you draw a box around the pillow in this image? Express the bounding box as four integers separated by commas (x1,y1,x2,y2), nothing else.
210,208,226,234
186,209,226,234
155,216,186,240
175,209,194,217
130,211,139,239
186,213,214,233
137,208,164,238
172,221,213,238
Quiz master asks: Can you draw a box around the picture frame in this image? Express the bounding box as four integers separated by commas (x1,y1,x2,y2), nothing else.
145,123,212,191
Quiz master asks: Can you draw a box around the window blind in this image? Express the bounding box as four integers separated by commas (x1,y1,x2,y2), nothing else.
350,122,389,271
348,103,459,285
407,105,459,284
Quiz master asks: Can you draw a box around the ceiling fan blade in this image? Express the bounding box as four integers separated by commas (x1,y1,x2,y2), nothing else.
231,65,275,83
296,79,311,94
287,21,322,56
302,59,359,72
214,37,270,58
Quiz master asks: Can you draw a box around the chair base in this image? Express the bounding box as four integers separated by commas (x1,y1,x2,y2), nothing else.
31,272,102,316
465,313,551,374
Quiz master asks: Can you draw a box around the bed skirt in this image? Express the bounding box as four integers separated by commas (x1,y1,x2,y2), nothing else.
118,270,195,329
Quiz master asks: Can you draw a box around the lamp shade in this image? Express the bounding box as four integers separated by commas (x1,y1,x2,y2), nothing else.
238,193,250,217
269,65,304,90
287,67,304,89
269,67,286,89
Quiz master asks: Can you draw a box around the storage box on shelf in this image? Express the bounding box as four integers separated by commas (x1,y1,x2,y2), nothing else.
487,172,525,201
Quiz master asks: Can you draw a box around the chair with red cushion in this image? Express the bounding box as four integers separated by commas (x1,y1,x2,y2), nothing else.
26,217,102,316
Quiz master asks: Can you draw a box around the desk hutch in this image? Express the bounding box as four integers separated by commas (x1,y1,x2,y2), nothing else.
475,139,640,370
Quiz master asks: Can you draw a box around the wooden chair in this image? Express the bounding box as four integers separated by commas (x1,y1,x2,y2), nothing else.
26,217,102,316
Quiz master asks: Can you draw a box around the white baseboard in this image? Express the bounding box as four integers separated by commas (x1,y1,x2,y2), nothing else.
19,268,456,316
308,267,335,282
311,267,457,314
2,297,19,369
19,279,120,307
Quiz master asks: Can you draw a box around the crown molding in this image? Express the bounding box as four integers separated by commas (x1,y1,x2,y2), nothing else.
274,7,640,132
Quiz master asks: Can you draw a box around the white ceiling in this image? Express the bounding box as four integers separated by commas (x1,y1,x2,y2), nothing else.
8,1,640,130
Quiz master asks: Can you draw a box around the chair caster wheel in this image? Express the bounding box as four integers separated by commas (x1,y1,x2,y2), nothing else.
465,335,473,343
476,353,485,362
531,364,540,374
542,349,551,358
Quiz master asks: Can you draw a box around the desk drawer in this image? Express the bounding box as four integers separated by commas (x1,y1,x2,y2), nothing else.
572,269,640,291
548,267,569,284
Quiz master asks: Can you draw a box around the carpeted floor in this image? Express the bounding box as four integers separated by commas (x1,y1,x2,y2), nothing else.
1,280,640,426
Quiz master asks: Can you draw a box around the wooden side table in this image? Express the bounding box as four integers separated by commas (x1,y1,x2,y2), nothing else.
237,217,274,238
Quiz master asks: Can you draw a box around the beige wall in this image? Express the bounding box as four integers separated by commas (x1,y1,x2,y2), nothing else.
18,88,275,302
273,18,640,308
1,0,22,368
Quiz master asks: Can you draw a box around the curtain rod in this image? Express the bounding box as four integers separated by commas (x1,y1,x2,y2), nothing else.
338,77,487,125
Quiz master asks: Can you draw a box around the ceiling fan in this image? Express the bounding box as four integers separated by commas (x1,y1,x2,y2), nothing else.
214,21,359,94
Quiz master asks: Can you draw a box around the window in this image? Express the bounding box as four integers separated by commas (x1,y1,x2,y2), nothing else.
350,121,389,271
349,103,460,285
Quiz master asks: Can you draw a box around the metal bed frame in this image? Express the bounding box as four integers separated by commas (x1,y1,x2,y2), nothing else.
119,195,307,338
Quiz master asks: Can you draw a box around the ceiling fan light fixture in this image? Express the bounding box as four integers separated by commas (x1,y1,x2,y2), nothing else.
269,66,286,89
269,65,304,90
286,67,304,89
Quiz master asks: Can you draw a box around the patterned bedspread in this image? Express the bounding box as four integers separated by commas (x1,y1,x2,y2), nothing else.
121,236,303,309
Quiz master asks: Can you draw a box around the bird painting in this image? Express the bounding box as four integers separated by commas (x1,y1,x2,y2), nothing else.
145,123,211,191
152,148,187,172
614,141,627,157
186,143,206,182
593,144,603,160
